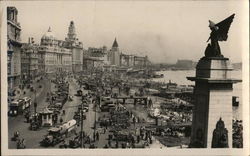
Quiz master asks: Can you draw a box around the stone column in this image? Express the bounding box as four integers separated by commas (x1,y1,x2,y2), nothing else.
187,57,241,148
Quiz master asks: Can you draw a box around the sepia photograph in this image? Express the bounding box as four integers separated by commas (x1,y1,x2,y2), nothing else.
1,0,249,155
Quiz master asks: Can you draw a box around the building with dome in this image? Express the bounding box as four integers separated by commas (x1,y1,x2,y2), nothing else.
38,27,72,75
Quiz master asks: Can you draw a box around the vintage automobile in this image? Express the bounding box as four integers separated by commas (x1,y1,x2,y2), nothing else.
76,90,83,96
73,112,86,124
54,102,63,109
16,139,26,149
68,138,80,148
68,135,90,148
29,113,42,131
99,118,111,127
78,104,89,112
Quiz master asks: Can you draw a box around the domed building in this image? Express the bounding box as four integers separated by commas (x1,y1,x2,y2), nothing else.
40,27,58,46
38,27,72,75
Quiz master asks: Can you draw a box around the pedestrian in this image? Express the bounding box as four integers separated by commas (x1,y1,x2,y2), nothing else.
13,131,19,141
145,131,148,141
126,142,130,148
25,111,30,123
133,117,136,127
115,140,119,148
108,139,112,147
149,137,152,144
137,135,140,143
87,135,91,144
22,138,26,148
60,117,63,124
96,132,99,141
103,144,109,148
16,139,21,149
93,132,96,141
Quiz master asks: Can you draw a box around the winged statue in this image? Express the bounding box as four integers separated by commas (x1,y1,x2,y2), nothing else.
205,14,235,57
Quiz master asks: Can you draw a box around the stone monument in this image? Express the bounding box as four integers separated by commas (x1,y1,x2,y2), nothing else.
187,14,241,148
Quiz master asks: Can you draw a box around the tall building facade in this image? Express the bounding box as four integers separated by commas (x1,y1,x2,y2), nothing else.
64,21,83,73
85,46,108,69
120,53,149,68
108,38,120,66
21,38,39,84
38,27,72,75
7,7,22,93
134,55,148,67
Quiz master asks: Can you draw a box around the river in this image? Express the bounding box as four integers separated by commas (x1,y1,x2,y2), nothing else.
152,70,242,120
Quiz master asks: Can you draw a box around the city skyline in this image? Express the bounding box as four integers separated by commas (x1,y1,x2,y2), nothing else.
4,1,248,64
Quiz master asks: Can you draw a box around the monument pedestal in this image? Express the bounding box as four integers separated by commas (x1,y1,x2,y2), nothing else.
187,57,241,148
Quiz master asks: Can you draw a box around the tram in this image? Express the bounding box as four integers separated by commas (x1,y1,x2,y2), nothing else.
8,97,31,116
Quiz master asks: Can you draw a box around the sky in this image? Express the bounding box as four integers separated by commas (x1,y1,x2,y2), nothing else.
3,1,249,63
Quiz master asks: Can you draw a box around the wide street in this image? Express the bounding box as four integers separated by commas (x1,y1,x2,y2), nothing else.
8,76,103,149
8,77,51,148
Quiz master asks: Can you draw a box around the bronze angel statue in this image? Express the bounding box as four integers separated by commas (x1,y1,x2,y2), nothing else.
205,14,235,57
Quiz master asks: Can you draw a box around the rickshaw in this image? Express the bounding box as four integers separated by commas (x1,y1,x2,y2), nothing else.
68,95,73,101
12,131,20,141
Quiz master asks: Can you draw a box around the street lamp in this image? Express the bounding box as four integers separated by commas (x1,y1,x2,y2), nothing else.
80,109,84,148
34,89,37,114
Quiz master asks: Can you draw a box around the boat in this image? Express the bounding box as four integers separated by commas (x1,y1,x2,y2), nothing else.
152,74,164,78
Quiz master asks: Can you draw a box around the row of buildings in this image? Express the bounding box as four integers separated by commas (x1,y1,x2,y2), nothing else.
7,7,150,93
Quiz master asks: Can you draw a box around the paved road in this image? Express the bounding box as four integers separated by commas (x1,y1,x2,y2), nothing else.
61,79,81,122
44,78,100,148
8,77,161,149
8,78,51,149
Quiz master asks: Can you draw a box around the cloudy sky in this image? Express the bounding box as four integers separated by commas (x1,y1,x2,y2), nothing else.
4,1,249,63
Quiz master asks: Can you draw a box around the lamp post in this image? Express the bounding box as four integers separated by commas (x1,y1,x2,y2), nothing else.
80,109,84,148
93,92,98,142
34,89,37,114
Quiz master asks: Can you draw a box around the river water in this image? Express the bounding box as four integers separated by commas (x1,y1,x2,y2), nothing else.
152,70,242,120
